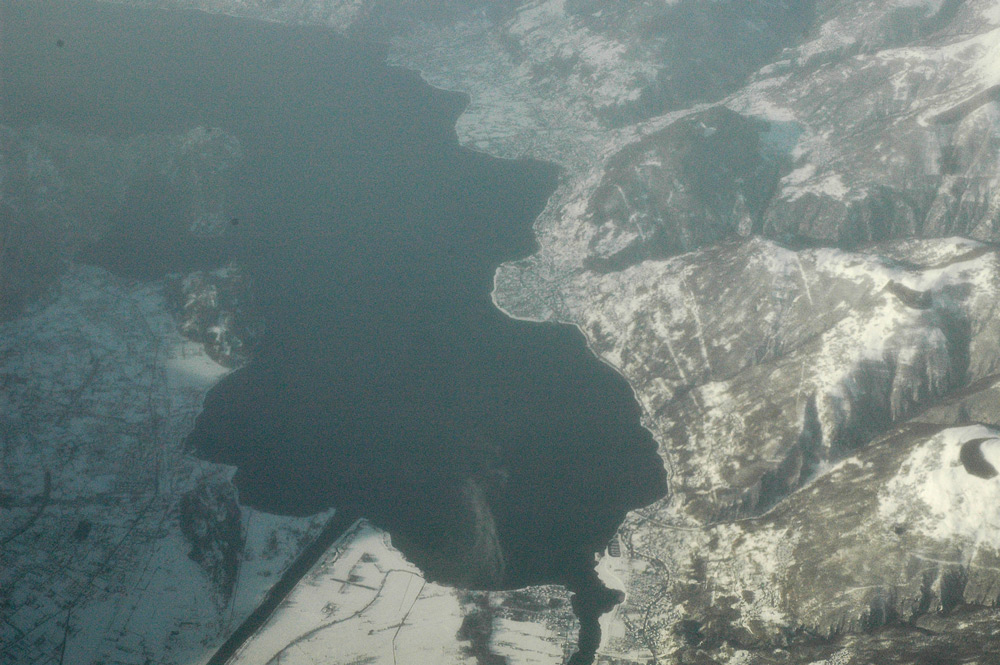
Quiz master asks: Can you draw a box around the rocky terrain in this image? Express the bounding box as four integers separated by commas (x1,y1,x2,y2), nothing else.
387,1,1000,660
6,0,1000,663
586,237,1000,661
386,1,1000,661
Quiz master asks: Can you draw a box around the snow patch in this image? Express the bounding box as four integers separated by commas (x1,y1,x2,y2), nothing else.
490,617,566,665
880,425,1000,552
228,520,474,665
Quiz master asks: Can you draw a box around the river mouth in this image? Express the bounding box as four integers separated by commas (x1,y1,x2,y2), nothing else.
3,0,668,659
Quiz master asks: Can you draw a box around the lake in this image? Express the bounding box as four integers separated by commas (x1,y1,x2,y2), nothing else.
1,1,667,660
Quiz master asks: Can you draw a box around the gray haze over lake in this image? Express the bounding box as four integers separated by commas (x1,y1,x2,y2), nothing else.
2,2,668,661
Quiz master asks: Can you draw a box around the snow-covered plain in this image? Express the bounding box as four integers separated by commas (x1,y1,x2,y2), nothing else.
0,266,332,665
228,520,476,665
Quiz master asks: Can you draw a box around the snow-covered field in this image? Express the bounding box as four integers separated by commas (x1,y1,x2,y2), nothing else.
228,520,476,665
0,266,331,665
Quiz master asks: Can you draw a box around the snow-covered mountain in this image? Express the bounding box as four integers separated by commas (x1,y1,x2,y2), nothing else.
5,1,1000,664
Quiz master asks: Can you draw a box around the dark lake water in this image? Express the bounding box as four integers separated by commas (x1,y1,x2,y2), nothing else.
2,1,667,660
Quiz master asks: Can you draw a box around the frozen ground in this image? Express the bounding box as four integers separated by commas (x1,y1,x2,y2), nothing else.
228,520,476,665
0,265,331,665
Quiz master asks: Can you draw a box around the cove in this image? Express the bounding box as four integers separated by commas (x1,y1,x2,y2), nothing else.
2,1,668,661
